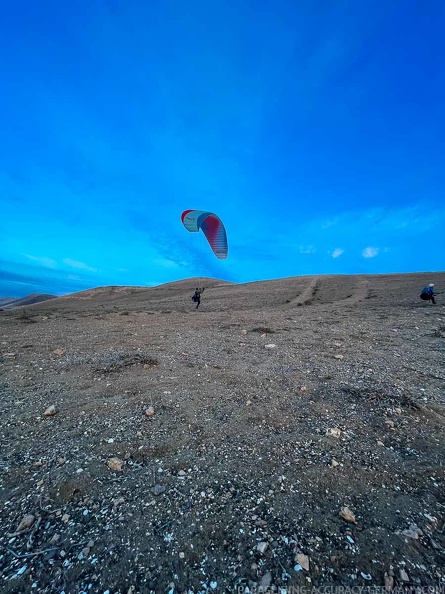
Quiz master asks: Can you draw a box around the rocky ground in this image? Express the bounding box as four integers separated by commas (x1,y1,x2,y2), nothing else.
1,273,445,594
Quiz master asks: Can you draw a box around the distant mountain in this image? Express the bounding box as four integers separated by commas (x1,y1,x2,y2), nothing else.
0,293,57,309
0,297,18,307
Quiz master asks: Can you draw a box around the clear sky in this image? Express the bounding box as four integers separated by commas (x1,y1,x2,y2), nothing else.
1,0,444,297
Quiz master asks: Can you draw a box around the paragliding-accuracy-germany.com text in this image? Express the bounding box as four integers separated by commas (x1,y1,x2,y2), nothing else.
236,584,445,594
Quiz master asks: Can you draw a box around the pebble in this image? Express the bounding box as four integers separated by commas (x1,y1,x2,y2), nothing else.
339,506,357,524
43,405,57,417
152,484,166,496
256,541,268,554
399,569,409,582
296,554,310,571
108,457,124,471
16,514,35,532
145,406,155,417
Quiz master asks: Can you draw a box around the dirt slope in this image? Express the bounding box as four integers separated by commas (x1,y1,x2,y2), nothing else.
1,273,444,593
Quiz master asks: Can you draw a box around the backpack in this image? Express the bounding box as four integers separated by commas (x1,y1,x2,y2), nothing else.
192,294,197,302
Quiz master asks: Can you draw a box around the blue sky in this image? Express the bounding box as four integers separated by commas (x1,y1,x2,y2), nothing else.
1,0,444,297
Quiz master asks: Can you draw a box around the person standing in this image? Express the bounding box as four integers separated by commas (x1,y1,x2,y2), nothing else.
193,287,204,309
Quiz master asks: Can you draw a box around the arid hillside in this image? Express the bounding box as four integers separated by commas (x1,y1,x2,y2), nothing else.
1,273,444,593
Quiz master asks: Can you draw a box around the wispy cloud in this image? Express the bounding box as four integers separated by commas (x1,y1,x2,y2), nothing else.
362,246,379,258
331,248,344,258
63,259,97,272
299,246,316,254
25,255,57,268
152,258,180,269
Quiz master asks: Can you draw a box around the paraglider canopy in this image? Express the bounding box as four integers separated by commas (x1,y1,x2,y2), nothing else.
181,210,228,259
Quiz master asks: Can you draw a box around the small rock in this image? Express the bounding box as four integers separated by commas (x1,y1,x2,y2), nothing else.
402,524,423,539
246,400,252,406
402,528,419,539
339,506,357,524
326,428,341,438
384,572,394,590
112,497,125,511
61,514,70,523
256,541,268,554
152,484,166,496
265,344,276,349
399,569,409,582
57,458,66,466
377,440,385,446
296,554,310,571
108,457,124,472
260,572,272,589
178,470,187,477
334,354,344,360
331,459,339,467
43,405,57,417
384,419,395,429
50,533,60,544
179,552,185,559
53,348,65,357
16,514,35,532
34,460,43,467
145,406,155,417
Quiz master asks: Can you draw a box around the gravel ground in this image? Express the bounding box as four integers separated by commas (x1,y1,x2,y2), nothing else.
1,273,445,594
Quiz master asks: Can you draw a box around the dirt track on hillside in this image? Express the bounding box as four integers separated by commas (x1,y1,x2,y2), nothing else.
1,273,445,593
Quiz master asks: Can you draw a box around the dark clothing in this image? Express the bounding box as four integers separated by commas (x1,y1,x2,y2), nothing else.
193,289,202,309
420,286,437,304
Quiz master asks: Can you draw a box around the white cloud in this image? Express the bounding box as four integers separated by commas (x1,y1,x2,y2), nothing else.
64,259,97,272
24,254,57,268
362,246,379,259
331,248,344,258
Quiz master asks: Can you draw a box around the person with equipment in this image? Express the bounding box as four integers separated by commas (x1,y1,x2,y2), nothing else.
420,283,440,304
